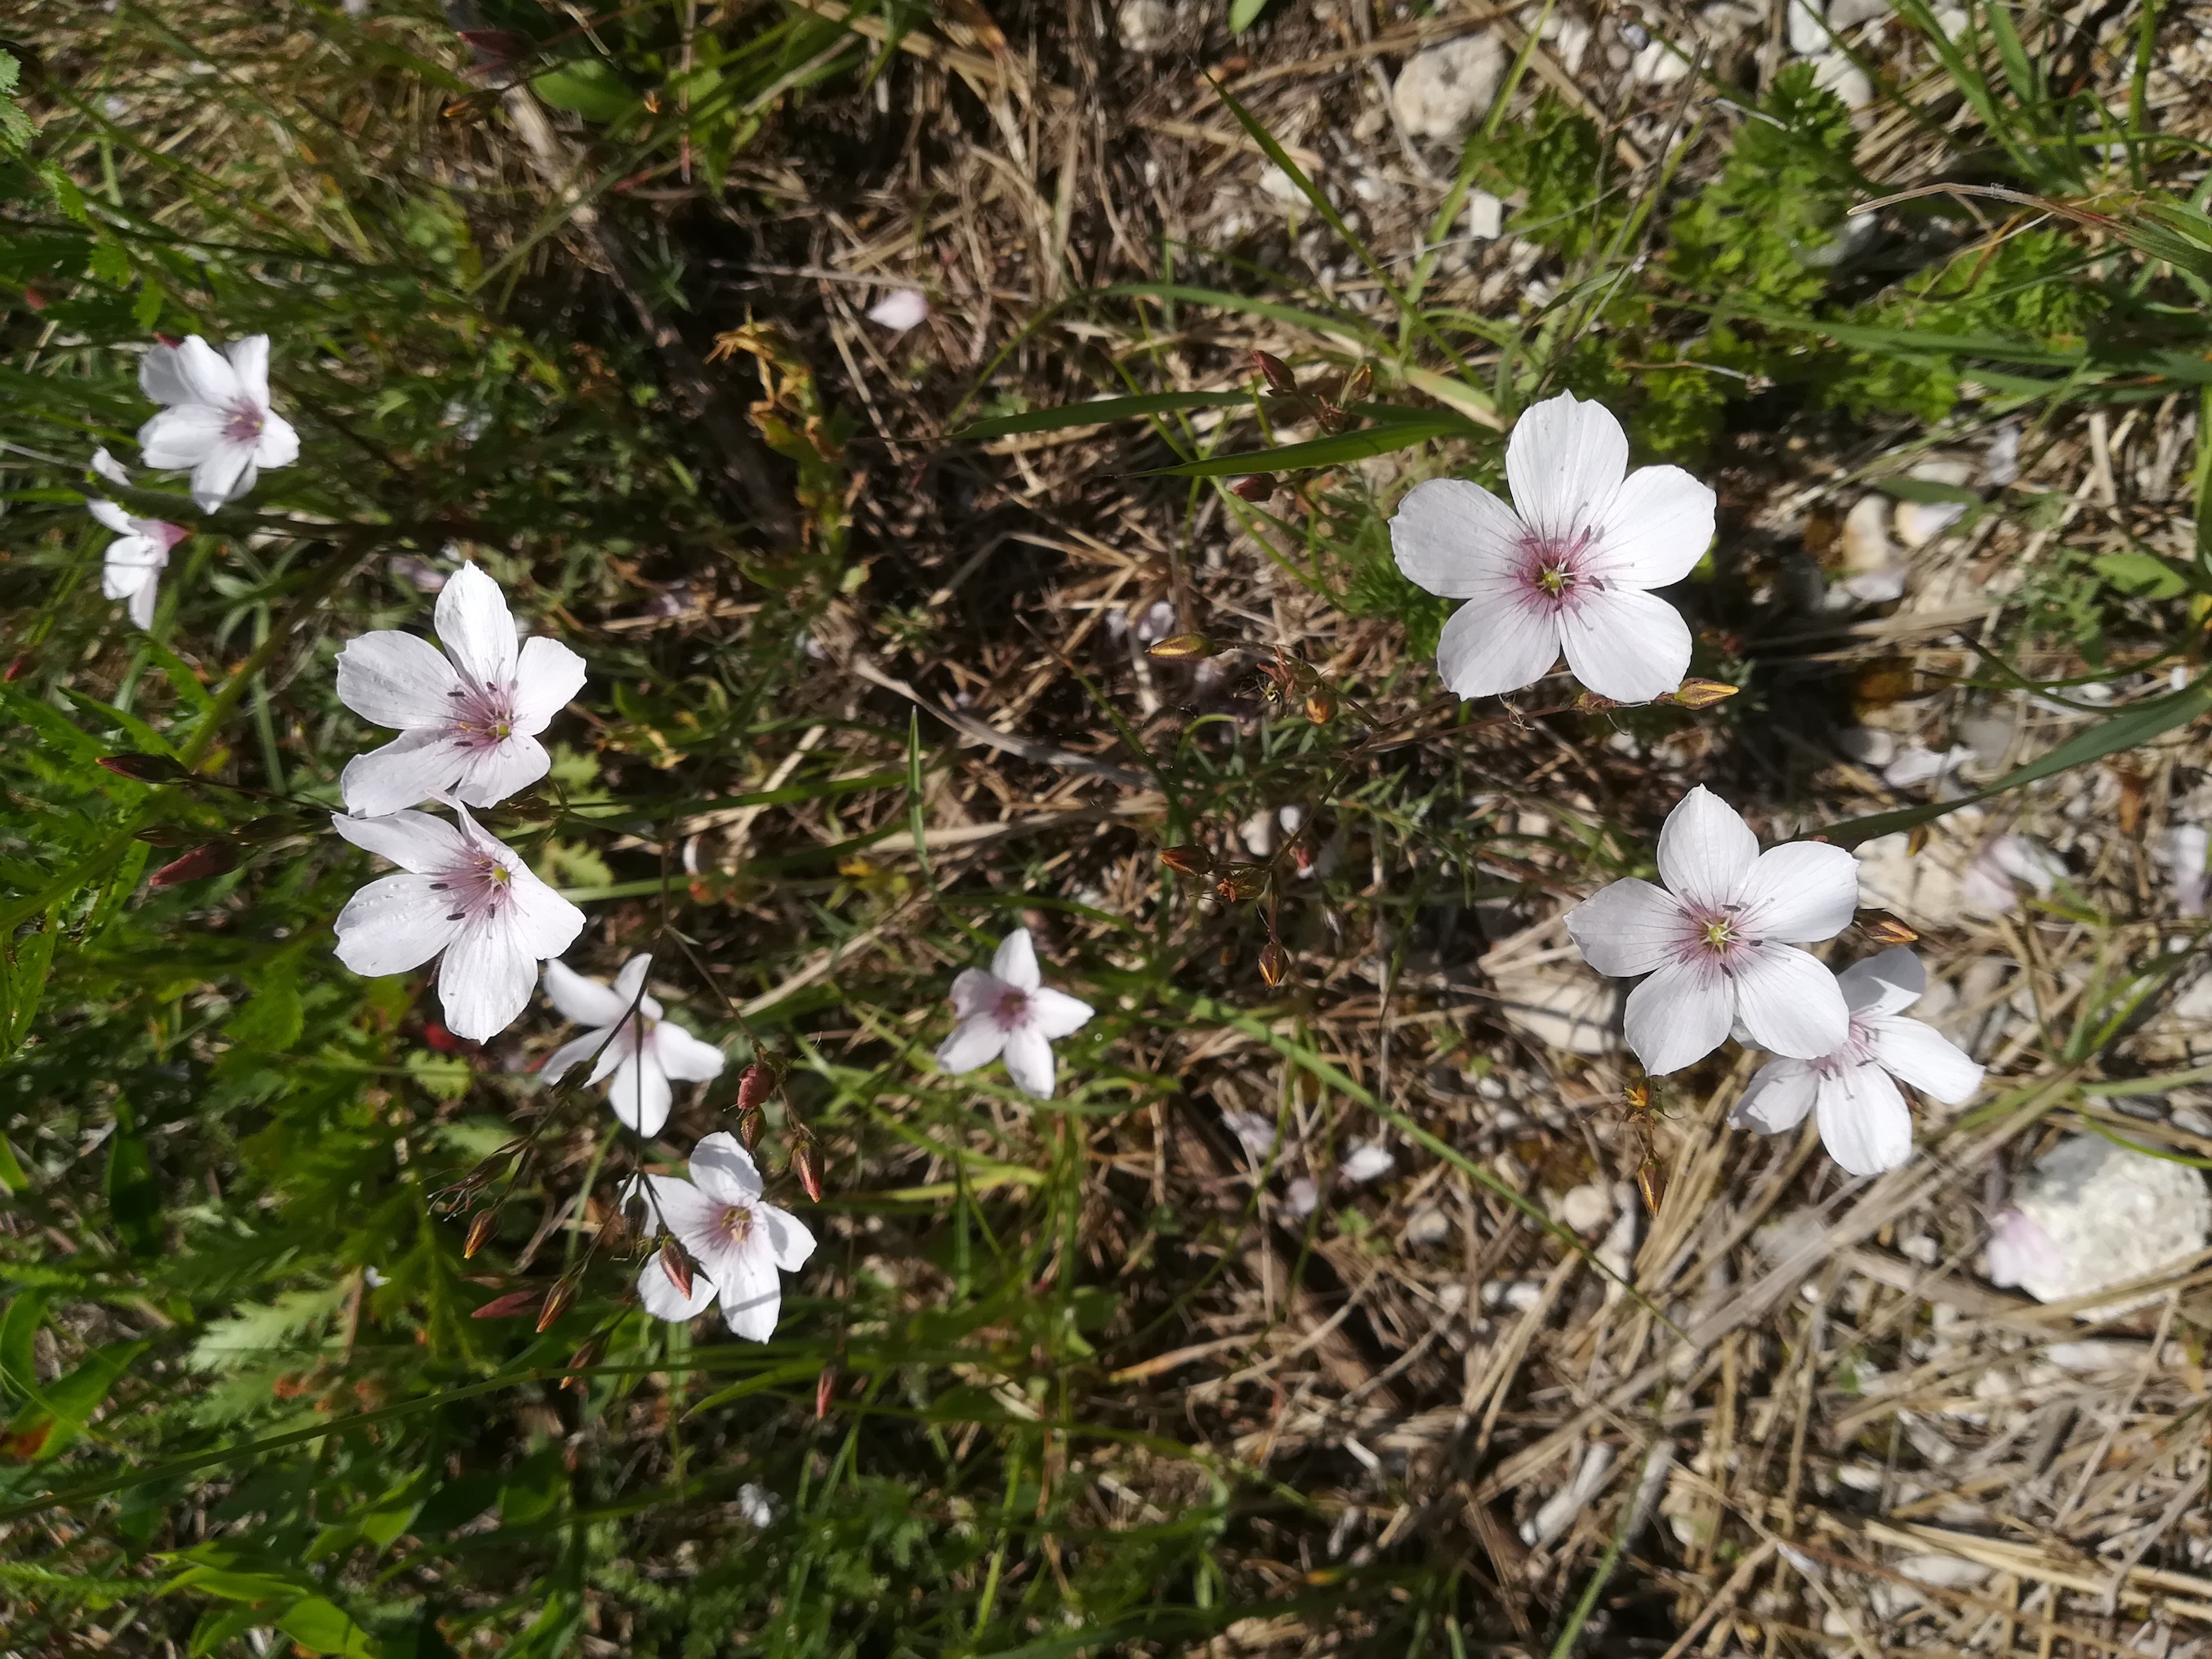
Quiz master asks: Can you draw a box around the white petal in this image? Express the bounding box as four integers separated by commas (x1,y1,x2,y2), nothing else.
188,441,256,512
1388,477,1527,599
252,411,299,469
539,1027,610,1088
127,573,160,630
511,636,587,732
609,954,653,1008
1025,987,1092,1040
1731,943,1851,1059
582,1022,638,1089
101,537,159,595
650,1020,726,1081
603,1053,672,1136
1655,786,1757,910
762,1203,817,1272
501,865,586,961
1564,877,1685,978
336,630,462,729
543,957,627,1027
138,343,191,406
716,1243,785,1341
866,289,930,331
223,335,271,406
90,498,136,535
1002,1026,1056,1097
1588,464,1715,588
1866,1015,1984,1105
447,735,552,809
689,1132,765,1204
1836,946,1924,1017
936,1014,1007,1074
329,807,468,874
992,928,1041,990
137,404,225,469
435,564,520,689
1736,841,1860,942
1433,589,1563,700
341,730,477,817
91,447,131,486
949,968,1005,1019
437,921,539,1041
332,873,459,976
1505,390,1628,542
172,336,242,406
636,1254,718,1322
1815,1064,1912,1176
1731,1057,1818,1133
1622,957,1735,1074
1558,587,1692,704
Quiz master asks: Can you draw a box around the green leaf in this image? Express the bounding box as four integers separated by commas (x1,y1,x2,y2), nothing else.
106,1099,161,1256
1228,0,1269,33
2,1338,149,1461
531,60,634,124
0,909,57,1059
189,1284,350,1373
223,974,303,1051
0,1135,26,1194
952,390,1250,441
1137,410,1474,477
2090,551,2191,598
278,1595,380,1657
0,1291,46,1401
404,1048,474,1103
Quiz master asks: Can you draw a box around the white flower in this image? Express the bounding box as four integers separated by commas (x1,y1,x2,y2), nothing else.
541,953,725,1137
136,335,299,511
631,1132,816,1340
1389,390,1714,703
1729,947,1984,1176
1565,786,1859,1074
934,928,1094,1098
1340,1142,1396,1184
334,564,586,816
330,804,586,1041
865,289,930,332
86,451,186,630
1984,1204,2064,1290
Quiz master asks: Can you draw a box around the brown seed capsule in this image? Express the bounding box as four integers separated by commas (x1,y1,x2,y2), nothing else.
1304,688,1337,724
535,1277,579,1333
1215,863,1269,903
1863,916,1920,946
738,1105,765,1151
1257,939,1291,988
1231,474,1276,502
1670,678,1741,710
658,1238,693,1300
1159,844,1215,876
149,842,238,886
1253,350,1297,394
790,1135,824,1204
463,1209,498,1260
561,1335,604,1390
1147,633,1216,662
97,753,190,783
736,1061,777,1113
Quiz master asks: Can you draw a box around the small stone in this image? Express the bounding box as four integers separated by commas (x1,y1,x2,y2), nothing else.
1256,164,1304,206
2002,1135,2212,1316
1240,809,1277,858
1787,0,1828,54
1466,189,1504,241
1856,831,1969,929
1837,726,1897,768
1118,0,1174,53
1392,35,1505,140
1810,51,1875,108
1883,743,1974,791
1557,1183,1612,1233
1829,0,1891,25
1483,950,1623,1056
1894,461,1974,547
1840,495,1894,573
1341,1142,1396,1184
1403,1206,1452,1246
1956,711,2015,766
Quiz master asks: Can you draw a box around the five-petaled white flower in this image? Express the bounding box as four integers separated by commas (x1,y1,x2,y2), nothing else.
631,1133,816,1340
330,804,585,1041
934,927,1094,1098
1565,787,1859,1075
87,451,185,631
137,335,300,511
334,563,587,816
542,952,725,1137
1728,947,1984,1176
1389,390,1715,704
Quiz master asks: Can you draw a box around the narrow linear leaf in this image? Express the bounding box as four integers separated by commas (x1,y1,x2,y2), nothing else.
1136,411,1473,477
951,390,1250,441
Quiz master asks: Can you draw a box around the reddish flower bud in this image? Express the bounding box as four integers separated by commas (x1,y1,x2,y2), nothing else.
149,842,238,886
1257,939,1291,988
1231,474,1277,502
1159,844,1215,876
98,753,189,783
658,1237,693,1300
790,1135,824,1205
4,655,28,682
1147,633,1216,662
22,287,46,312
738,1106,765,1151
561,1335,605,1390
463,1209,498,1260
1252,350,1297,394
815,1365,836,1420
470,1287,536,1319
535,1277,579,1333
736,1061,777,1113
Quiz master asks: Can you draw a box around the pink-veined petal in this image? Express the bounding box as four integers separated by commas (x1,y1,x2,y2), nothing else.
1564,877,1687,978
341,730,476,818
650,1019,726,1082
435,564,520,689
950,967,1005,1019
447,734,551,810
761,1203,817,1272
1432,589,1563,700
603,1053,672,1136
1656,787,1758,910
188,440,256,513
1866,1015,1984,1105
1559,586,1692,704
511,636,588,732
223,335,271,406
501,866,586,961
1837,946,1924,1017
539,1027,610,1088
1505,390,1629,542
1737,841,1860,943
1731,1056,1819,1134
1587,463,1715,589
716,1242,786,1341
1026,987,1092,1040
543,957,627,1027
992,928,1041,990
1389,477,1527,599
137,404,226,470
1815,1062,1912,1176
336,629,462,729
437,920,539,1041
172,337,242,407
1731,943,1851,1059
252,410,299,468
689,1132,765,1205
332,873,459,976
330,807,469,874
1002,1026,1056,1097
936,1013,1007,1075
636,1253,718,1321
1622,956,1735,1074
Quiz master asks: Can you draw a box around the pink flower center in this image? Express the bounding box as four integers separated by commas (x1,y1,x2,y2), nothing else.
1516,528,1603,613
993,987,1031,1030
1675,903,1750,970
1811,1015,1876,1078
446,681,519,750
224,402,265,446
151,520,190,552
711,1202,756,1246
430,850,515,923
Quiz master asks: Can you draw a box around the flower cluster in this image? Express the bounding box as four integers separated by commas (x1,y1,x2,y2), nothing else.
1568,787,1984,1176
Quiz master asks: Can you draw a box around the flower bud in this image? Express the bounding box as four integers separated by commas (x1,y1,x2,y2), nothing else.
535,1276,579,1333
658,1237,693,1300
1669,678,1740,710
469,1288,537,1320
1231,474,1276,502
561,1335,604,1390
235,813,307,843
1147,633,1216,662
1252,350,1297,394
1304,688,1336,724
133,824,203,847
463,1209,498,1260
98,753,189,783
1336,363,1374,406
736,1061,777,1113
1863,916,1919,946
738,1106,765,1151
457,1150,511,1194
1257,939,1291,988
790,1134,824,1204
149,842,238,886
1215,863,1269,903
1572,692,1619,712
1159,844,1215,876
815,1364,836,1420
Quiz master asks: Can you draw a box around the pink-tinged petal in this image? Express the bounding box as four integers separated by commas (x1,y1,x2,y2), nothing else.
1866,1015,1984,1105
341,730,476,818
138,343,192,405
188,441,256,513
1731,943,1851,1059
89,498,136,535
761,1203,816,1272
337,630,462,729
1731,1056,1819,1133
447,734,551,809
992,928,1040,990
332,873,459,976
1558,586,1692,704
1587,464,1715,589
1026,987,1092,1040
1622,957,1735,1075
435,564,520,689
603,1053,672,1136
1505,390,1629,542
138,404,226,469
172,337,241,406
223,335,271,406
1389,477,1527,598
1432,590,1562,699
539,1027,610,1087
542,957,627,1027
1814,1063,1912,1176
1986,1207,2063,1289
330,807,469,873
950,968,1005,1019
636,1253,718,1321
936,1013,1007,1075
1656,787,1758,910
1736,841,1860,943
437,921,538,1041
1836,946,1924,1017
511,636,587,732
716,1242,785,1341
1002,1026,1056,1097
502,867,586,961
689,1132,765,1205
1564,877,1686,977
650,1020,726,1082
252,411,298,468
